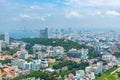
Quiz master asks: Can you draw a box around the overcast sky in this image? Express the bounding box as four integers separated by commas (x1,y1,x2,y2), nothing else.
0,0,120,32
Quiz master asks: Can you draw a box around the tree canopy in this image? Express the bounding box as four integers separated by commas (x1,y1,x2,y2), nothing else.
21,38,91,52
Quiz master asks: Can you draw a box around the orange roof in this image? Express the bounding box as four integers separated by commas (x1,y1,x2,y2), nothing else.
0,72,2,74
3,67,15,77
72,58,80,61
68,73,74,78
66,57,81,61
45,53,49,56
0,55,12,59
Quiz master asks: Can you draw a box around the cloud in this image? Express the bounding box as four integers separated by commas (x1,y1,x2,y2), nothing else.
10,14,32,21
1,0,120,30
65,0,120,7
105,10,120,16
62,0,120,18
65,11,80,18
47,13,52,17
20,14,31,19
29,5,42,10
64,0,82,8
11,13,52,21
88,11,102,16
88,0,120,7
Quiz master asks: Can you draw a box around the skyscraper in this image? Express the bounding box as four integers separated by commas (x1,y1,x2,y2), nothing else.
0,40,2,52
39,28,48,38
4,32,10,44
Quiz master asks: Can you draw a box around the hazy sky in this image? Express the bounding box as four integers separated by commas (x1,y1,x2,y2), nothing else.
0,0,120,32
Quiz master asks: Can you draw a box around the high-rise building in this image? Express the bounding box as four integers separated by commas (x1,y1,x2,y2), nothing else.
39,28,48,38
0,40,2,52
4,32,10,44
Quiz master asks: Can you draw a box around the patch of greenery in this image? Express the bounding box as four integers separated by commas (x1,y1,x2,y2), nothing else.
25,59,32,62
14,71,56,80
53,60,89,70
0,59,11,64
21,38,90,52
21,38,97,59
4,49,17,55
113,52,120,58
88,52,102,59
94,67,118,80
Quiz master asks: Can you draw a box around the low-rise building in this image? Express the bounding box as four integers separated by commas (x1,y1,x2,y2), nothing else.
102,53,116,62
19,50,28,59
67,48,88,60
41,59,48,68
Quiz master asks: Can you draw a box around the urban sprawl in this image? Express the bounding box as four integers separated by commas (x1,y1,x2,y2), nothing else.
0,28,120,80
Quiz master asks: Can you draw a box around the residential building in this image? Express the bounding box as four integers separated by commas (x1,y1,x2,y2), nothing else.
67,48,88,60
11,59,26,69
34,52,45,59
102,53,116,62
19,50,28,59
25,62,32,70
92,67,99,75
41,59,48,68
76,70,85,77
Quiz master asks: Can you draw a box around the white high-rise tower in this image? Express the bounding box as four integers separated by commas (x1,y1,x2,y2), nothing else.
0,40,2,52
4,32,9,44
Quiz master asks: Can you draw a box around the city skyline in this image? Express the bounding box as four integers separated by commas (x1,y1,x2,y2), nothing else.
0,1,120,79
0,0,120,32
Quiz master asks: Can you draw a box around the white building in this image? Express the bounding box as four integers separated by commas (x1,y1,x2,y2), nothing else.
25,62,32,70
97,62,103,73
11,59,26,69
86,72,95,80
41,59,48,68
19,60,26,69
48,50,56,57
32,59,41,71
4,32,10,44
102,53,116,62
76,70,85,77
34,52,45,59
19,50,28,59
31,62,40,71
92,67,99,75
85,66,92,73
0,40,2,52
67,48,88,60
32,44,47,53
81,48,89,60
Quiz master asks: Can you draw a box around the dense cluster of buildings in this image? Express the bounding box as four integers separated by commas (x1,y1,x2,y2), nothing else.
0,30,120,80
11,59,48,71
33,44,65,58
